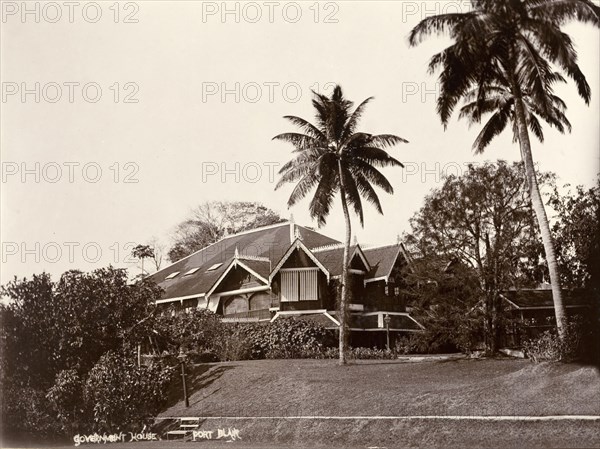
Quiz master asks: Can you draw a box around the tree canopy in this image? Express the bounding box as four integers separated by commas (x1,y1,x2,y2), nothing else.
404,161,550,352
0,268,165,440
167,201,283,262
550,178,600,291
408,0,599,339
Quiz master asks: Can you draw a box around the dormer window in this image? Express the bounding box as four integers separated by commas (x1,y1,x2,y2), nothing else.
165,271,180,280
207,263,223,272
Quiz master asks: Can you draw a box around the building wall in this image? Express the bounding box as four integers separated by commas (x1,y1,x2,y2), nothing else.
362,280,406,312
221,290,278,316
213,266,264,294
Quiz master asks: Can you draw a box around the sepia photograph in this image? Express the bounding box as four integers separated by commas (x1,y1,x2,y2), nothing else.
1,1,599,448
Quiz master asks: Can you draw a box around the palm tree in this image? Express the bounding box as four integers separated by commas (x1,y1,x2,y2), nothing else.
274,85,407,364
409,0,599,339
131,244,155,278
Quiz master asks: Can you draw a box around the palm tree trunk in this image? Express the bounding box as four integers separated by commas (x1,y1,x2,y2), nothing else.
512,90,567,339
338,161,351,365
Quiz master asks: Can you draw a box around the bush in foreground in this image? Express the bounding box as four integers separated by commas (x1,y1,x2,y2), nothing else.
83,351,174,433
523,317,598,363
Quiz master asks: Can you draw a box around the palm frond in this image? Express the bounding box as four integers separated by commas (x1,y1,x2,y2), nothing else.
529,0,600,26
472,109,511,153
340,166,364,227
308,158,339,226
527,111,545,142
369,134,409,147
524,18,592,102
350,146,404,169
351,160,394,194
277,147,325,175
286,169,320,207
282,116,326,140
272,132,323,152
275,162,314,190
342,97,373,140
408,12,478,45
354,172,383,215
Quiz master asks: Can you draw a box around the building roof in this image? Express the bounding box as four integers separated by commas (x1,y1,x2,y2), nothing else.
149,222,339,301
237,258,271,280
276,312,340,329
312,244,369,277
310,243,407,281
362,244,404,280
501,289,595,309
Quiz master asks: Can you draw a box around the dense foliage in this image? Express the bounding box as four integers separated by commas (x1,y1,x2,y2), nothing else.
0,268,169,442
240,318,335,359
523,317,598,363
83,351,173,432
153,308,226,358
398,258,485,354
404,161,547,353
153,311,335,361
550,179,600,292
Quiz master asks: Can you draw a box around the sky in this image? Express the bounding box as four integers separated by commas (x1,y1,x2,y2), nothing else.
1,0,599,284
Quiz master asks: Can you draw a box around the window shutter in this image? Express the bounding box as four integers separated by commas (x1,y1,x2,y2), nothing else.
299,269,318,301
281,269,318,302
281,270,299,302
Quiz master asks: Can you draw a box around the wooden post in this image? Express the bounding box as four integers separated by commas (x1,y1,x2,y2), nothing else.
181,360,189,408
384,314,391,350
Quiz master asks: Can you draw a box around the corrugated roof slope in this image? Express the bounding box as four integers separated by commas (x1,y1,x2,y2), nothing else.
313,245,350,277
150,222,339,300
502,289,595,308
362,245,403,280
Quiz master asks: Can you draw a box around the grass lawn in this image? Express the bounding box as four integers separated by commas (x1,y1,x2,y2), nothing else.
113,359,600,449
160,358,600,418
72,358,600,448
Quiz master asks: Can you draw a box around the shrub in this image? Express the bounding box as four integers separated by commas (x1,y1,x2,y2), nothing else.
394,317,482,355
84,351,174,432
303,346,397,360
239,318,334,359
1,384,61,443
47,370,88,434
348,347,397,360
217,326,254,361
523,317,595,363
154,308,225,355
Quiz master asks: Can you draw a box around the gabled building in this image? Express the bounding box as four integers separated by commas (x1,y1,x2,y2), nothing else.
149,221,423,347
501,288,596,347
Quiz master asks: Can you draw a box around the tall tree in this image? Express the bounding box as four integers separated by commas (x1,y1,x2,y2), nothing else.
409,0,600,338
549,177,600,291
145,236,166,273
167,201,283,262
131,244,155,278
405,161,549,352
274,85,407,364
